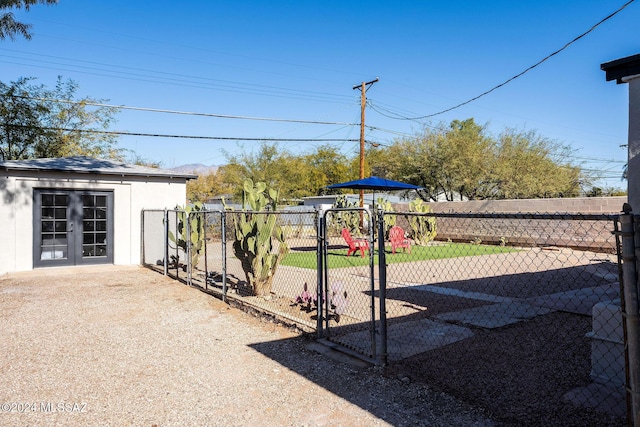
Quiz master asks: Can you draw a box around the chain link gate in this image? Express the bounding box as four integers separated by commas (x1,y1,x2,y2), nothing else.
317,208,380,362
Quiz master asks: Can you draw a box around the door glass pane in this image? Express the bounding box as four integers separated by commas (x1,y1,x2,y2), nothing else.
54,208,67,219
41,208,54,219
41,247,67,260
40,193,68,261
81,194,108,259
54,194,68,206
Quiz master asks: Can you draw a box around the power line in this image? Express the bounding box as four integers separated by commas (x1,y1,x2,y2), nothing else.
7,94,359,126
0,48,355,104
365,125,414,138
385,0,636,121
368,100,423,121
5,124,361,142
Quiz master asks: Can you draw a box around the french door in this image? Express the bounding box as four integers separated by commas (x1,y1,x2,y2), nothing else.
33,190,114,267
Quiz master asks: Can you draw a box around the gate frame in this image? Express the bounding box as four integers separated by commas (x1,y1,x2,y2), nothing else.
318,207,378,361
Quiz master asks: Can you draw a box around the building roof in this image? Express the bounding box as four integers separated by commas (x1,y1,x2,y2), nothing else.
0,156,197,179
601,53,640,84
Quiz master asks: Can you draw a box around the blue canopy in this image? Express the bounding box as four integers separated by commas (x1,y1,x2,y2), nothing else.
327,176,423,191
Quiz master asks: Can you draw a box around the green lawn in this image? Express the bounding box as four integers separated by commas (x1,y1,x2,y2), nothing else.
281,243,518,269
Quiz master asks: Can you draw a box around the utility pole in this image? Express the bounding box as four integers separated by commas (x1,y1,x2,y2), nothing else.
353,78,378,208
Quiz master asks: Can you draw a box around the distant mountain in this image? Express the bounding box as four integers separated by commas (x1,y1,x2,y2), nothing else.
170,163,219,175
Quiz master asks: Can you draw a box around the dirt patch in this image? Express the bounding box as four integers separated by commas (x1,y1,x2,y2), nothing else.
0,265,494,426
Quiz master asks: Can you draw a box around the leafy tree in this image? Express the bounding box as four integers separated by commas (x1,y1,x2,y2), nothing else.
492,129,582,199
0,0,57,40
586,187,604,197
222,142,354,202
128,153,160,168
187,170,233,203
0,77,49,160
221,143,291,202
279,154,324,200
303,144,352,194
374,119,584,201
222,142,285,192
370,126,446,202
0,76,123,161
441,119,494,200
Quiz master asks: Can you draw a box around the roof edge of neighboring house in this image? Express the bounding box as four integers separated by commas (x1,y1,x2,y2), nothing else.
0,156,197,180
601,53,640,84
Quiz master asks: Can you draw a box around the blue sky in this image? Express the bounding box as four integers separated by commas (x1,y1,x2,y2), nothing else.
2,1,638,189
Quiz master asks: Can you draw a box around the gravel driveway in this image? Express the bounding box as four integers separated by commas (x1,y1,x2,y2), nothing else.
0,266,493,426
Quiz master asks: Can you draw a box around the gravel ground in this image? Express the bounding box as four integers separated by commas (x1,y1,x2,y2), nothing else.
386,311,625,427
0,265,494,427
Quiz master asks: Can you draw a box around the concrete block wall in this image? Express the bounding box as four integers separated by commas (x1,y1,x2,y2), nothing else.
421,196,626,214
392,196,625,252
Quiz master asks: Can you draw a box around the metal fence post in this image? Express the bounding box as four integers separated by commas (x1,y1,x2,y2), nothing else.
163,209,168,276
186,210,192,286
369,209,376,361
621,209,640,426
316,210,325,338
140,210,145,267
322,211,329,337
377,208,388,366
203,210,208,291
221,211,228,303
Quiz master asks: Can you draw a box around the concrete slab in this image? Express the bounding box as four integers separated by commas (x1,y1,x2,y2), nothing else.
409,284,515,303
330,319,474,361
526,284,620,315
434,301,554,329
385,319,474,361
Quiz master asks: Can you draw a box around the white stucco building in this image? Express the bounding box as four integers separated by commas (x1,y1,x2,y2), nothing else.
0,156,195,275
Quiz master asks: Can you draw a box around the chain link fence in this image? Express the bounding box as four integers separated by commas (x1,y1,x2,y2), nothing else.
142,208,321,330
141,207,629,425
379,211,624,425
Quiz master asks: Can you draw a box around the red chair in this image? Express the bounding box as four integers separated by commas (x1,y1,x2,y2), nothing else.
341,228,370,257
389,226,411,254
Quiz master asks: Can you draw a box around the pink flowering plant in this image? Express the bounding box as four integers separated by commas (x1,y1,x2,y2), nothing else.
294,282,348,322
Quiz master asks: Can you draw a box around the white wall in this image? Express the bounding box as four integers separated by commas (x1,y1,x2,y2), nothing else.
0,171,187,275
129,179,187,266
627,76,640,213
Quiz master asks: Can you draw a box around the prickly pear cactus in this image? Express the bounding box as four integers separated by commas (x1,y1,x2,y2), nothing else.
406,199,437,245
168,202,206,272
377,197,396,240
330,195,361,236
227,179,288,297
